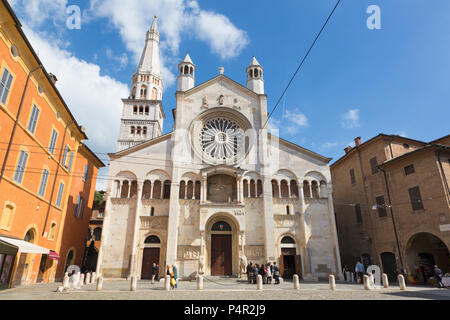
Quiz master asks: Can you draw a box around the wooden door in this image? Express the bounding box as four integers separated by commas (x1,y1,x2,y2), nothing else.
141,248,160,280
211,234,232,276
281,248,296,279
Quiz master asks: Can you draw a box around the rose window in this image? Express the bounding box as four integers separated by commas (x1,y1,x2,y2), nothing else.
200,118,244,160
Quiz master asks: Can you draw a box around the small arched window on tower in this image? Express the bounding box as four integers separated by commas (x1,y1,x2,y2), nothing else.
254,69,258,77
249,69,253,78
286,205,290,215
180,67,183,75
139,106,143,115
150,207,155,216
145,106,149,115
184,65,189,75
151,87,158,100
133,106,138,115
130,126,135,135
140,85,147,98
131,87,136,99
136,126,142,135
143,127,147,135
190,67,193,75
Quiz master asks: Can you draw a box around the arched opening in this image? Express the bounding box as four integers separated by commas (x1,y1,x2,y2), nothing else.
184,65,189,74
133,106,137,114
249,69,253,78
179,181,186,199
163,180,171,199
129,181,138,198
151,87,158,100
140,85,147,98
207,174,237,203
210,221,232,275
142,180,151,199
250,180,256,198
136,126,142,135
120,181,129,198
380,252,398,282
145,106,149,115
286,205,290,215
290,180,299,198
187,181,194,199
303,181,311,198
143,127,147,135
280,180,289,198
141,235,161,280
257,180,263,197
194,181,201,200
406,232,450,282
243,180,249,198
311,181,319,198
152,180,162,199
130,126,135,135
139,106,143,114
271,180,279,198
279,235,300,279
189,67,193,75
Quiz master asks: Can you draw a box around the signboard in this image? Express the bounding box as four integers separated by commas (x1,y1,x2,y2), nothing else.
439,224,450,232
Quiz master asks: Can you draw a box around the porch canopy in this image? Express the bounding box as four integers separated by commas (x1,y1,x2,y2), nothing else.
0,236,50,254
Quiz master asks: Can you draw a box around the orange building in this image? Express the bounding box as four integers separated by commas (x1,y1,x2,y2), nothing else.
0,0,104,288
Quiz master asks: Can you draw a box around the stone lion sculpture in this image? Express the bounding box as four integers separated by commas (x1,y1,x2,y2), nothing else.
198,255,205,274
240,255,247,274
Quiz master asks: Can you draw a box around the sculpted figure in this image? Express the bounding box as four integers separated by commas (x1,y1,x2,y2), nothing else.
240,255,248,273
198,255,205,274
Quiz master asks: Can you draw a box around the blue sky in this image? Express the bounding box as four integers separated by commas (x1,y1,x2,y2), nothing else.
9,0,450,189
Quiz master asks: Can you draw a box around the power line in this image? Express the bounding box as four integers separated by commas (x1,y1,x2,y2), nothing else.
262,0,342,129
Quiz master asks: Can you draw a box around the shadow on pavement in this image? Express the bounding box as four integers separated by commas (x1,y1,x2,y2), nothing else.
382,289,450,300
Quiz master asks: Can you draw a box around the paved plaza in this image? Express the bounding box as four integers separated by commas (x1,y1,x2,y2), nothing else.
0,278,449,300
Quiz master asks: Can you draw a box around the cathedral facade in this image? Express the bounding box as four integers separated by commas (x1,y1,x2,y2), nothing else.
97,17,343,281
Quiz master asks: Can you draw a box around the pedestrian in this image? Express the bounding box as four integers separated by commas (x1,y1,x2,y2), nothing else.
259,264,266,284
151,263,158,284
342,265,348,281
247,262,253,284
253,264,259,284
273,262,280,284
355,261,364,284
266,262,272,284
172,264,178,289
433,265,444,288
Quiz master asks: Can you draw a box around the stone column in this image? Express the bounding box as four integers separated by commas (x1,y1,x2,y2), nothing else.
201,175,207,203
298,184,310,278
128,183,143,279
184,181,188,200
150,181,154,199
288,181,291,198
127,180,131,198
166,181,181,265
277,181,281,198
160,182,164,199
248,180,251,198
200,231,205,257
96,190,112,277
236,177,241,203
327,184,343,280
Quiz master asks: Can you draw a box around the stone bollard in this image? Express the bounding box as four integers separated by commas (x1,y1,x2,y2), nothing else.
62,274,70,289
130,275,137,291
351,272,355,283
72,272,81,289
368,273,375,287
293,274,300,290
79,273,85,287
91,272,96,284
346,271,351,283
197,275,203,290
382,273,389,288
96,276,103,291
256,275,263,290
398,275,406,291
329,275,336,291
363,275,371,290
164,275,171,291
85,272,91,285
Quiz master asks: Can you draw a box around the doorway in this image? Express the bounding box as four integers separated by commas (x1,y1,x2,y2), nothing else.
281,248,296,279
141,248,160,279
211,234,232,276
380,252,397,282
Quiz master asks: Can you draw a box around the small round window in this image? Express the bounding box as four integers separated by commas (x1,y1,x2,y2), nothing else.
10,45,19,58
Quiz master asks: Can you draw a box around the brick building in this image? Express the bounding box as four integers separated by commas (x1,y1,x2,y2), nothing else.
83,197,105,272
331,134,450,282
0,0,103,288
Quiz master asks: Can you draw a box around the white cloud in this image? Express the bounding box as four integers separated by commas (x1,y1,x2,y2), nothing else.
22,25,130,189
321,142,339,149
341,109,360,129
12,0,68,27
106,48,128,70
281,109,308,135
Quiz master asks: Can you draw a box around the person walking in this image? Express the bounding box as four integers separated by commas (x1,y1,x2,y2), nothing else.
355,261,364,284
151,263,158,284
172,264,178,289
247,262,253,284
252,264,259,284
273,262,280,284
266,262,272,284
259,264,266,284
433,265,444,288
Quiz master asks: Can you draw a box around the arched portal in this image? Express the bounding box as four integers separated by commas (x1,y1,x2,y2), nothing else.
205,214,240,276
406,232,450,279
141,235,161,280
380,252,398,282
279,235,301,279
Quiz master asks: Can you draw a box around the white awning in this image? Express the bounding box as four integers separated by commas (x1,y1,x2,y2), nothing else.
0,237,50,254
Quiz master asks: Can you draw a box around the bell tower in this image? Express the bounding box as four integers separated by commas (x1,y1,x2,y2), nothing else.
246,56,264,95
177,53,195,92
116,16,165,152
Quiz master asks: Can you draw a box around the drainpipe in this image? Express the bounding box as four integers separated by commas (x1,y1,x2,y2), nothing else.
380,167,405,276
0,64,43,183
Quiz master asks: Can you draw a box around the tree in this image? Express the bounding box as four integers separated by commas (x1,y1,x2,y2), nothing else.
94,191,105,206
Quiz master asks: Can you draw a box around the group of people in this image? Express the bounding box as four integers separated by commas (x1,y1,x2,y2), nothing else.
246,262,280,285
166,264,178,289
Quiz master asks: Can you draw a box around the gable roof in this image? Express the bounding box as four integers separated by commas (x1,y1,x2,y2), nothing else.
109,132,173,159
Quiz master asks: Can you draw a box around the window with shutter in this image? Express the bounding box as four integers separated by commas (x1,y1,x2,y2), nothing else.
13,150,28,183
49,130,58,154
38,169,49,197
0,68,13,105
62,145,69,167
67,151,74,172
74,194,80,217
27,105,40,134
83,164,89,181
56,182,64,207
80,198,85,218
376,196,387,217
350,168,356,184
404,164,415,175
408,186,424,211
355,204,362,224
370,157,378,174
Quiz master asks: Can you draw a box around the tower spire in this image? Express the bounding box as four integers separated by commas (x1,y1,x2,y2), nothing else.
138,16,161,75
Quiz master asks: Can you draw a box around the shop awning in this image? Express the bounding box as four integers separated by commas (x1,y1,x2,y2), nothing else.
0,237,50,254
49,251,60,260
